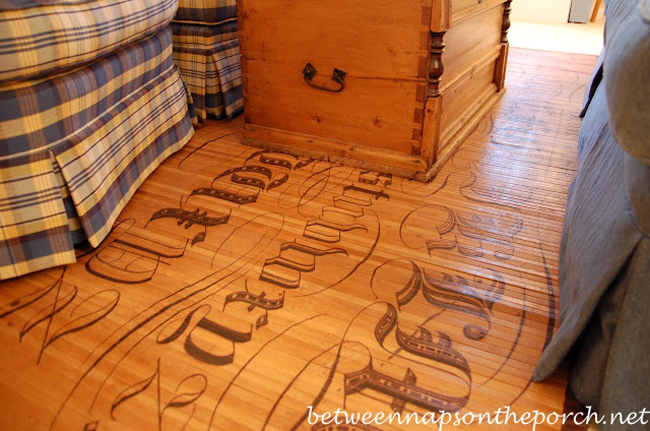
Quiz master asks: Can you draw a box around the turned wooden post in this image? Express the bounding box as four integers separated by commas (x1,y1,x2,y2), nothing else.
428,32,446,98
501,0,513,44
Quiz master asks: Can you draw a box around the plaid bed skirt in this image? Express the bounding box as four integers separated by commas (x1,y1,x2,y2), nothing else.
0,26,194,280
174,0,237,25
172,22,243,122
0,0,179,84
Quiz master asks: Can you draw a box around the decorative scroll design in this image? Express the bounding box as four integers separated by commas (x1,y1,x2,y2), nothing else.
371,259,506,347
344,361,469,413
374,304,398,346
224,291,285,311
249,152,293,170
422,270,504,341
428,32,446,98
110,358,207,429
260,170,388,292
149,208,231,230
502,0,513,44
395,327,471,377
389,368,417,414
87,219,187,284
46,290,120,348
4,49,581,431
156,305,253,366
111,363,158,419
400,204,523,261
148,151,312,246
358,170,392,187
184,315,253,366
359,259,495,416
224,290,285,329
0,269,119,364
304,220,368,243
189,186,259,206
260,243,349,289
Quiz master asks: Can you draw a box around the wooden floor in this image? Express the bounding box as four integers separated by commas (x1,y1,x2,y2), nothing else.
0,48,598,431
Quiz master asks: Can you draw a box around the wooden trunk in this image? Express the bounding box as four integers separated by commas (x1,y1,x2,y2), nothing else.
237,0,512,181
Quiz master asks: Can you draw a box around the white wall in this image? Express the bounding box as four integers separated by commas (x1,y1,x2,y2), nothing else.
510,0,573,24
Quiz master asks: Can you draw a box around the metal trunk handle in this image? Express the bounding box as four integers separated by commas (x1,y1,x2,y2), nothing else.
302,63,347,93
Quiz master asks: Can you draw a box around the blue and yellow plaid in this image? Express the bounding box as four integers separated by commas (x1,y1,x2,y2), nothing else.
172,22,243,122
174,0,237,25
0,25,194,279
0,0,180,83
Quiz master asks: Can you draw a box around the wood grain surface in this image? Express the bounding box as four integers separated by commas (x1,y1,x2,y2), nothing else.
238,0,511,180
0,48,598,431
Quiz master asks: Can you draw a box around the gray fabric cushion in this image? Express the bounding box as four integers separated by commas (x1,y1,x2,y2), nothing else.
535,1,650,422
625,150,650,235
604,0,650,165
596,237,650,430
534,78,650,427
533,83,644,383
580,50,605,118
604,0,640,33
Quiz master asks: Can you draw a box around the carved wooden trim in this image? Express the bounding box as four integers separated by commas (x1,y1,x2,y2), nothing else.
428,31,446,98
501,0,513,44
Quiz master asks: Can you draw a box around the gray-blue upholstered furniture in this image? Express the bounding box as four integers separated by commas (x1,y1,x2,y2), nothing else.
534,0,650,428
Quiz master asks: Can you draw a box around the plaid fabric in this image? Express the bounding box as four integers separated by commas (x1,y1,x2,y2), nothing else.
0,26,194,280
174,0,237,25
0,0,96,9
172,22,242,122
0,0,179,84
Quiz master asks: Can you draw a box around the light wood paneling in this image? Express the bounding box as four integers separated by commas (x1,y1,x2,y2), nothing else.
237,0,431,80
443,5,504,86
452,0,509,24
440,60,498,150
243,59,423,155
238,0,510,181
